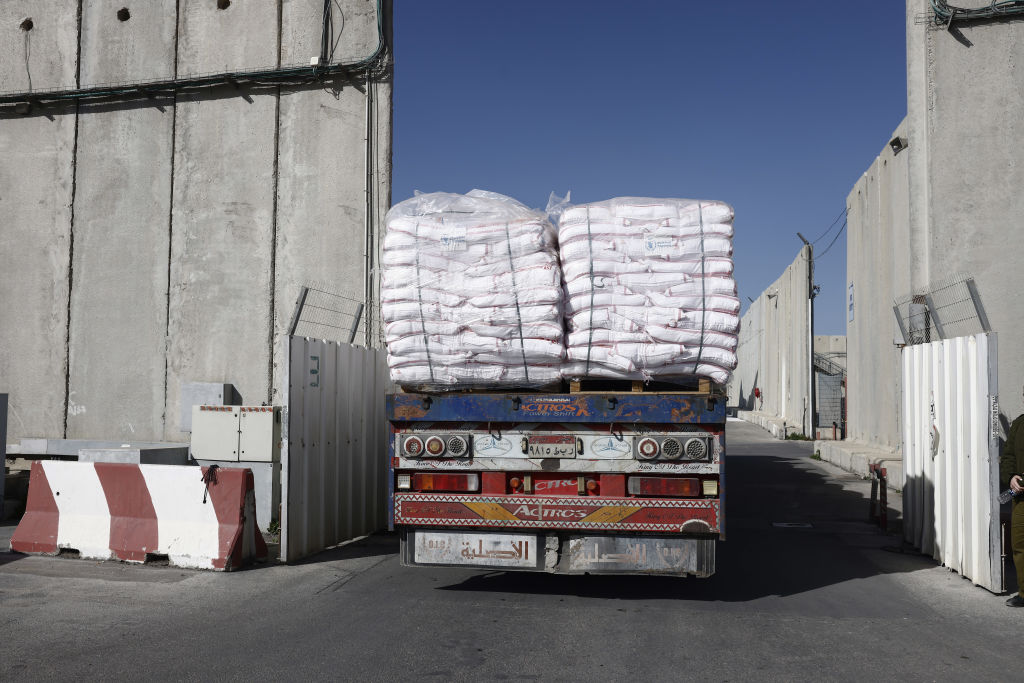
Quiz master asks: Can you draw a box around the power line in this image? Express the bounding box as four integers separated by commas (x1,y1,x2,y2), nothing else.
816,219,847,260
811,208,847,244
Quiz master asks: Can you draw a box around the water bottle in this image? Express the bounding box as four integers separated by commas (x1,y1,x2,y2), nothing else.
1001,475,1024,504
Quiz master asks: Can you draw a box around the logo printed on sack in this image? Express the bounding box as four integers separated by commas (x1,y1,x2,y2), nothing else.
438,224,468,252
643,237,674,256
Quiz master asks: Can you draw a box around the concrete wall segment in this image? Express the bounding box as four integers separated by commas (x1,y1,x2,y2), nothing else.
67,2,179,440
844,120,908,450
165,88,278,441
281,0,382,65
67,101,175,440
0,2,80,442
177,0,282,74
0,109,77,442
1,2,391,444
916,11,1024,425
728,247,812,435
79,0,178,83
0,1,80,92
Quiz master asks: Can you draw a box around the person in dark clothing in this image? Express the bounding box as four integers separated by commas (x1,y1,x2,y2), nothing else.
1001,394,1024,607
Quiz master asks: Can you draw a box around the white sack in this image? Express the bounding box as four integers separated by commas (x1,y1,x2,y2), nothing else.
556,196,738,385
382,190,564,389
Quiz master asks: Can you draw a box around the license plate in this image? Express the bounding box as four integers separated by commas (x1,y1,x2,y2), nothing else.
568,536,708,575
413,531,538,568
527,435,576,458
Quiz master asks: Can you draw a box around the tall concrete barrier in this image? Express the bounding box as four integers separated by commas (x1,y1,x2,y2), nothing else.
11,462,266,571
728,246,813,435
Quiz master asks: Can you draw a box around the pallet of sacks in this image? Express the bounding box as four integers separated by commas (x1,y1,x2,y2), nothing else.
381,190,565,390
556,196,739,386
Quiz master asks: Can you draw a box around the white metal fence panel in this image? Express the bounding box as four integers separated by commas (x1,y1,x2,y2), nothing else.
901,333,1001,592
281,337,388,563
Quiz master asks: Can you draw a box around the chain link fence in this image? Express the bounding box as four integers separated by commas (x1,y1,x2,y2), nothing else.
893,273,989,346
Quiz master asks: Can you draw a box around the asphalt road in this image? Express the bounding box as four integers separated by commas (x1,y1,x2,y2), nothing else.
1,419,1020,682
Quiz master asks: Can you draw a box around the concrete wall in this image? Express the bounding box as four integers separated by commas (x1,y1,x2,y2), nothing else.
845,119,910,451
906,0,1024,428
843,3,1024,455
0,1,79,444
0,1,392,446
814,335,846,364
729,246,813,435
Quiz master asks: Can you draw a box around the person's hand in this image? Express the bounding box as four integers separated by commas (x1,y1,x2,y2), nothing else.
1012,475,1023,493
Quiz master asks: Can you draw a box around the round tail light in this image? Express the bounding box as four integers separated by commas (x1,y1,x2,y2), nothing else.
637,437,659,460
403,435,424,457
685,437,709,460
446,435,468,457
660,438,682,460
424,436,446,456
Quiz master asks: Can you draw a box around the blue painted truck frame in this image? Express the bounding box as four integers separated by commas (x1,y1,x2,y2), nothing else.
386,392,725,425
386,392,726,532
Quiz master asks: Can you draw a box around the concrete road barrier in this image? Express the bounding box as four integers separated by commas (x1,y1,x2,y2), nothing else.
10,461,267,570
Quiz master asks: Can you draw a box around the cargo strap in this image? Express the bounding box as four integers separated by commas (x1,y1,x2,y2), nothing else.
584,206,596,376
504,222,530,382
413,220,435,382
696,202,707,369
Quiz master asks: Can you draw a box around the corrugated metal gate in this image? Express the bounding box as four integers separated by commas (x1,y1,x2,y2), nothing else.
280,337,389,562
901,332,1002,592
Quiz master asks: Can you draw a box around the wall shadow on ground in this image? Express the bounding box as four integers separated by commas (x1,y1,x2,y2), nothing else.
439,440,931,602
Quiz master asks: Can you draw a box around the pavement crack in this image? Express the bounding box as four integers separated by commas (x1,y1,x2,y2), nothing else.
314,555,390,594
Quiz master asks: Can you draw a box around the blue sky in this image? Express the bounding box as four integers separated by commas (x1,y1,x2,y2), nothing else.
391,1,907,335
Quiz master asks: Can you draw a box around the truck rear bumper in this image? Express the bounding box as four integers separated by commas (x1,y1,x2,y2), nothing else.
400,528,715,577
394,492,720,534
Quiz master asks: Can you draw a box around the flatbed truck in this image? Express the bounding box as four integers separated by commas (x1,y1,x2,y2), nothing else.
388,385,725,576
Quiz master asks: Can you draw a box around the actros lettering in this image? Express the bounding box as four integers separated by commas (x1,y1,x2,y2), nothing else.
512,504,588,520
521,402,591,417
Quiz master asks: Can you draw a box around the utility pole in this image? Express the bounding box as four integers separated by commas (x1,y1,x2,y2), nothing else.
797,233,815,438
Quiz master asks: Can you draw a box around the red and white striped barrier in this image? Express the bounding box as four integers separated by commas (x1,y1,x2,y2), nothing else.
10,461,267,571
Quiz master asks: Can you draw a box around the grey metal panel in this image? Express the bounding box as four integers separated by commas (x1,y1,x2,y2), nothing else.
281,336,388,563
14,439,189,457
78,447,191,466
901,333,1001,592
1,393,7,516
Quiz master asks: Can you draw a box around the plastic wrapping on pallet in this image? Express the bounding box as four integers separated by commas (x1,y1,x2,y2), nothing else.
382,190,564,389
554,196,739,385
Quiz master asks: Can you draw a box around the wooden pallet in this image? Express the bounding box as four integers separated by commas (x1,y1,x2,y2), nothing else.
398,378,723,396
567,377,718,395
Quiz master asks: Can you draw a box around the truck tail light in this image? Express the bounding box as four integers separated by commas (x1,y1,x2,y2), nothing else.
685,438,709,460
636,437,659,460
397,474,412,490
412,473,479,492
660,438,682,460
424,436,446,457
628,476,700,497
702,479,719,496
446,435,469,456
403,435,424,457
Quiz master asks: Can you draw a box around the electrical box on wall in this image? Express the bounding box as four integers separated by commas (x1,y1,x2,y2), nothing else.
191,405,282,463
239,407,282,463
191,406,241,461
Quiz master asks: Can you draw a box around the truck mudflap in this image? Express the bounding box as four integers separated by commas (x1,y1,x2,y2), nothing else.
400,529,716,577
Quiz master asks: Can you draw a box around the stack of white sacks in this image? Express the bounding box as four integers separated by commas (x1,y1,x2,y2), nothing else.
557,197,739,385
381,190,565,388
